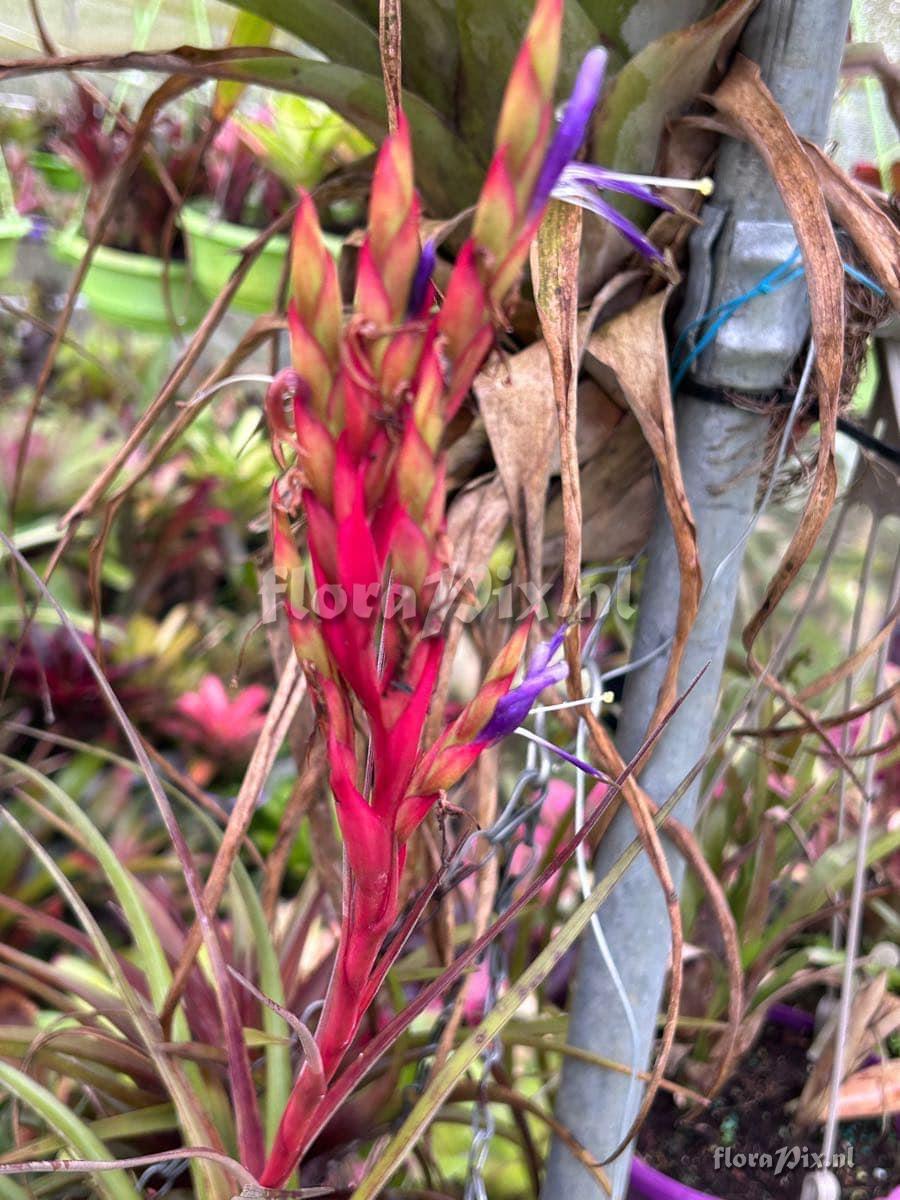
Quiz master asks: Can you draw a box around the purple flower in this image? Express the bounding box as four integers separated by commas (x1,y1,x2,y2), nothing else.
476,626,611,783
552,165,671,260
529,43,712,262
407,238,437,315
531,47,609,217
481,629,568,743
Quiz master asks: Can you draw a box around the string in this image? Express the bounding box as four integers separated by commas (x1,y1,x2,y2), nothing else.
670,249,885,393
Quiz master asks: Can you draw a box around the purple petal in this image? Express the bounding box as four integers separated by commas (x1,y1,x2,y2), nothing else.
526,624,568,675
551,184,663,261
407,238,436,316
558,163,674,211
527,735,609,781
480,658,568,743
530,47,608,216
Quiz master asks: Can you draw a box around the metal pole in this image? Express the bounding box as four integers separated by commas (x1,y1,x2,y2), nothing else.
543,2,852,1197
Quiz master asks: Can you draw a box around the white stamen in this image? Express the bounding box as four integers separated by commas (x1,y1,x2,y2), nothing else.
609,172,714,195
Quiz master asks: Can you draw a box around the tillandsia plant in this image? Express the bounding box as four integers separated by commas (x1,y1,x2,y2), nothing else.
53,84,206,257
261,0,670,1184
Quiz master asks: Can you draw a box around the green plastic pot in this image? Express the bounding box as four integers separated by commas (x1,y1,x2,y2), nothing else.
53,229,207,334
181,201,341,315
0,214,31,280
31,151,82,193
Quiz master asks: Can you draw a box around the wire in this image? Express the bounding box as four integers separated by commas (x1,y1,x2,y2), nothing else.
670,251,885,393
820,547,900,1166
178,372,275,409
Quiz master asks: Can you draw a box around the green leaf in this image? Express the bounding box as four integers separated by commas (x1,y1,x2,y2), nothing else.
0,756,173,1013
208,56,482,213
228,863,292,1149
214,10,275,119
455,0,598,156
238,93,372,190
221,0,382,76
577,0,711,57
0,805,228,1200
594,0,758,174
769,826,900,946
0,44,479,213
223,0,459,115
0,1060,140,1200
0,1106,177,1167
0,1178,29,1200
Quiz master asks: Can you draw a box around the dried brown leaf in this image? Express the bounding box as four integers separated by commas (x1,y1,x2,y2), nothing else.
531,200,584,619
474,348,558,591
378,0,402,135
803,139,900,310
587,289,701,727
797,975,900,1126
708,56,845,655
543,406,655,570
831,1059,900,1122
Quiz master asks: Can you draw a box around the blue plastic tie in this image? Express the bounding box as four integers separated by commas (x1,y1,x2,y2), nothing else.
670,249,885,393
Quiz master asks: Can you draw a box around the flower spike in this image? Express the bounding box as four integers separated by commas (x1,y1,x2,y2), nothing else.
261,1,674,1186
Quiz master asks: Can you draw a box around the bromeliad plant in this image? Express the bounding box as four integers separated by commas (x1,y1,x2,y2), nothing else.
53,84,207,258
260,0,668,1184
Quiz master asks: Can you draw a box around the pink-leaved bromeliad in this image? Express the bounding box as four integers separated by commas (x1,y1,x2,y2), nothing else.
259,0,688,1184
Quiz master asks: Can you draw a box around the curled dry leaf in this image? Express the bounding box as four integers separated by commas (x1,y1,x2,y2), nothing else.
707,55,845,658
531,199,585,620
475,283,655,586
798,975,900,1126
802,140,900,310
830,1059,900,1122
586,288,701,729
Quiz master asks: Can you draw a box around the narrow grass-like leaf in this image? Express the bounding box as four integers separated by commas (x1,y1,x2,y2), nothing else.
0,532,251,1196
349,803,667,1198
228,865,291,1149
0,1105,177,1166
0,1060,139,1200
0,809,227,1200
0,757,173,1012
756,827,900,955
